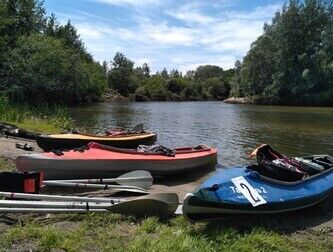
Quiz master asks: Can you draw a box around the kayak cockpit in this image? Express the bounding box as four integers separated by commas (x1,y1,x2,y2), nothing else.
246,154,333,184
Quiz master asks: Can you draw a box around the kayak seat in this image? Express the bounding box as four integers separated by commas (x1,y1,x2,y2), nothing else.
305,155,333,170
137,145,175,156
249,162,304,182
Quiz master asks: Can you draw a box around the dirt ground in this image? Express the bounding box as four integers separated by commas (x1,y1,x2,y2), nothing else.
0,136,332,236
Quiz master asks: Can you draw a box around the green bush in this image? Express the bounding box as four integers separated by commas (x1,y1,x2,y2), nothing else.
2,34,106,105
204,77,231,100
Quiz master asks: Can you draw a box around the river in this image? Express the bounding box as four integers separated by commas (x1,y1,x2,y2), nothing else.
70,102,333,167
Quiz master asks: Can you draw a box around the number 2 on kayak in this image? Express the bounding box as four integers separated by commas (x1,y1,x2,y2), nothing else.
231,176,267,207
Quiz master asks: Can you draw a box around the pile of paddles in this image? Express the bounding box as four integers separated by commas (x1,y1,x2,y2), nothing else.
0,170,179,218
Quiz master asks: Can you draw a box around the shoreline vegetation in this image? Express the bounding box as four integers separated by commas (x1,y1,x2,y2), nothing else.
1,0,332,108
0,96,73,134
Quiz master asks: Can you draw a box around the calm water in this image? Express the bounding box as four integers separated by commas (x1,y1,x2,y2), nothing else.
70,102,333,167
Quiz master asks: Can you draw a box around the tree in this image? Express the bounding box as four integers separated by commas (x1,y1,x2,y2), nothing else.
108,52,136,96
141,63,150,77
194,65,224,82
2,34,106,104
242,31,277,96
170,69,181,78
237,0,332,105
54,20,93,62
0,0,45,49
166,77,187,94
139,75,168,101
204,77,230,100
0,0,45,72
132,63,150,87
185,70,195,80
230,60,244,97
160,68,169,79
102,61,108,76
44,13,58,36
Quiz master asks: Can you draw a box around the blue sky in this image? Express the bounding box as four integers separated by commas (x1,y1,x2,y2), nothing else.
45,0,283,73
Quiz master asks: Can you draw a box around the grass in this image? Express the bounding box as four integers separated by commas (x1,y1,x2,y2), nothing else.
0,214,332,252
0,95,74,134
0,156,15,171
9,119,62,134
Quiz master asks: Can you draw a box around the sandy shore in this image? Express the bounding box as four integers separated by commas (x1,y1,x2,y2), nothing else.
223,96,256,104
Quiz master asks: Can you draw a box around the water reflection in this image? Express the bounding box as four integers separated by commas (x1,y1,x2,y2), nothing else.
70,102,333,167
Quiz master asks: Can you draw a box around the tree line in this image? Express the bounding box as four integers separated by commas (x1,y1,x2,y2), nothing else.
105,52,232,101
0,0,332,106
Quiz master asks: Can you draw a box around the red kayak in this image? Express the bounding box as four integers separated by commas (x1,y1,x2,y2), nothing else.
16,142,218,179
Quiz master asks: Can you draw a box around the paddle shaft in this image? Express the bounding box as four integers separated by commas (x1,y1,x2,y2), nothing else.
0,200,112,209
42,181,148,194
0,208,106,213
44,170,153,190
0,191,124,203
46,177,152,183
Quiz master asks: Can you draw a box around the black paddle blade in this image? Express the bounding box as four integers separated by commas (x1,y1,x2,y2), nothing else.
129,124,144,133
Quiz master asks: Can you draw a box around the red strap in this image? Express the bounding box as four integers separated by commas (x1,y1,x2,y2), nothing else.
24,179,36,193
39,171,44,187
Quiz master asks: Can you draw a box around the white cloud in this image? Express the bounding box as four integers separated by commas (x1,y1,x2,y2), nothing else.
76,24,105,39
166,2,215,25
224,4,281,20
56,2,281,71
168,53,237,73
134,57,152,67
94,0,162,7
138,21,195,45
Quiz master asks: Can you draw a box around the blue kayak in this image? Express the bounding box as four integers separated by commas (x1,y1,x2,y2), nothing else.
183,155,333,221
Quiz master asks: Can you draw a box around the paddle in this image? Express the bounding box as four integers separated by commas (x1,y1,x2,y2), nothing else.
128,123,144,133
105,124,144,136
0,200,111,209
45,170,153,189
42,181,149,194
0,193,179,217
0,191,125,203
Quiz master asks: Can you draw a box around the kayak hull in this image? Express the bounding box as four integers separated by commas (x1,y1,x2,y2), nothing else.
36,133,157,151
16,143,217,179
183,165,333,221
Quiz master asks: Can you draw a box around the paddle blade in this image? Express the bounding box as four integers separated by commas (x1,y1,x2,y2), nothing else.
116,170,153,189
107,193,179,218
129,124,144,133
118,170,152,180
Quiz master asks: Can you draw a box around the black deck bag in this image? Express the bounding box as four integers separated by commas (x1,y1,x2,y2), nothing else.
137,145,175,156
0,171,42,193
258,160,305,182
